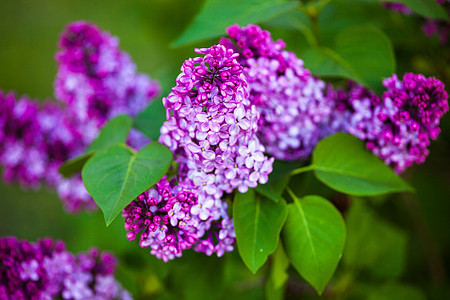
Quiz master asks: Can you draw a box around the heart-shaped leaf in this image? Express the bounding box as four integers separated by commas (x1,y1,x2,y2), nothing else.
312,133,413,196
282,194,346,294
234,189,288,273
59,115,133,178
82,142,172,225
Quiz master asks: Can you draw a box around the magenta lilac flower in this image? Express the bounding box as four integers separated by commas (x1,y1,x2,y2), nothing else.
0,93,46,187
0,237,131,300
122,176,233,262
220,24,333,160
0,21,160,212
159,44,274,195
329,74,448,173
55,21,160,134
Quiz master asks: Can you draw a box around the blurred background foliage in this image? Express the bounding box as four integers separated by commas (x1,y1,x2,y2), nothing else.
0,0,449,299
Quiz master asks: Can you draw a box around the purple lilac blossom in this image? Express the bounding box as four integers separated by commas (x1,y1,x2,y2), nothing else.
0,93,46,187
153,44,274,260
383,1,449,45
122,176,233,262
159,44,274,195
329,74,448,173
220,24,333,160
0,237,131,300
0,21,160,212
55,21,160,133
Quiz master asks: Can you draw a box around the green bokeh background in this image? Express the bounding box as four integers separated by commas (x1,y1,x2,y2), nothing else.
0,0,449,299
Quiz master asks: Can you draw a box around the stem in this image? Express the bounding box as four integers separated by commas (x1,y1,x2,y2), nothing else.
298,1,324,46
286,187,297,202
290,165,314,177
309,10,320,46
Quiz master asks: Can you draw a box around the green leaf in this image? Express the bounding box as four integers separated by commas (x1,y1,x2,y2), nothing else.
86,115,133,153
282,194,346,294
265,242,290,300
82,143,172,226
367,283,427,300
303,47,361,81
58,153,94,179
312,133,413,196
334,26,395,93
233,189,288,273
172,0,298,47
381,0,448,20
255,176,289,203
344,200,408,279
133,99,166,141
303,26,395,93
269,159,304,181
59,115,133,178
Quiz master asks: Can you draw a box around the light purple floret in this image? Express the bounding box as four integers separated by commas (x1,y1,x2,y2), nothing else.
0,237,131,300
221,24,333,160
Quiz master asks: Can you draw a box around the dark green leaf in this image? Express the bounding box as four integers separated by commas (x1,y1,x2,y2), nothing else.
82,143,172,226
133,99,166,141
172,0,298,47
269,159,304,181
289,171,334,200
344,200,408,279
367,283,427,300
312,133,413,196
381,0,448,20
282,194,346,294
303,26,395,93
334,26,395,93
255,176,289,203
59,115,133,178
234,189,288,273
87,114,133,153
58,153,94,178
303,47,361,81
265,242,290,300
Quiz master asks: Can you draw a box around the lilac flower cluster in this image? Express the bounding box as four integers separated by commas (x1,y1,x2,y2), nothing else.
383,0,449,45
159,44,273,195
220,24,332,160
0,237,131,300
329,74,449,173
55,21,160,132
122,176,234,262
0,21,160,212
143,44,273,260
